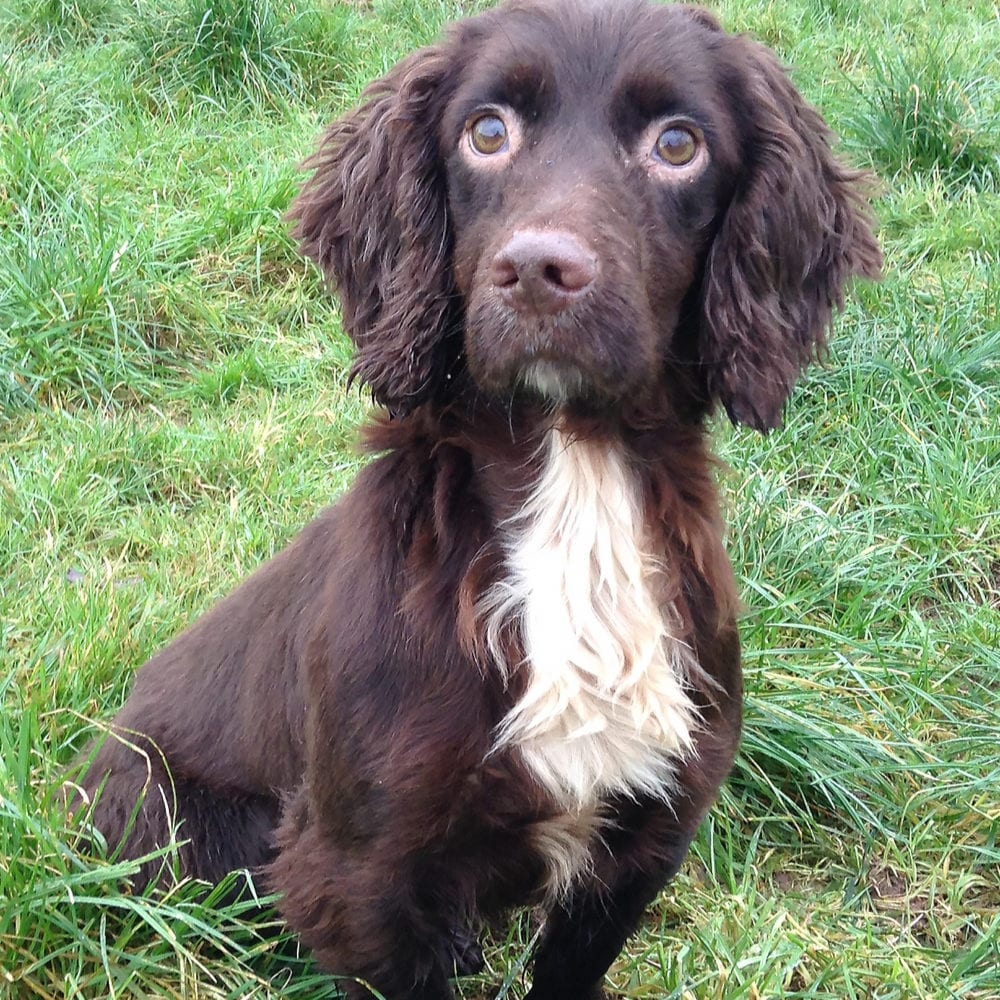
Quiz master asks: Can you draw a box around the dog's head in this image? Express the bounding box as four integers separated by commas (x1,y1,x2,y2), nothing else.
291,0,880,431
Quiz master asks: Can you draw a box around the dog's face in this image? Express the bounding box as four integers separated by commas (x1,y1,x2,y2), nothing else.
442,4,741,407
291,0,880,430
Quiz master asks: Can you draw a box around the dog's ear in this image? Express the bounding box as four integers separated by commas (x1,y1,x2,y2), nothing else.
289,42,461,415
700,38,881,432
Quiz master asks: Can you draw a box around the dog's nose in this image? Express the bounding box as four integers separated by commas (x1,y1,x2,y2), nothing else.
490,230,598,314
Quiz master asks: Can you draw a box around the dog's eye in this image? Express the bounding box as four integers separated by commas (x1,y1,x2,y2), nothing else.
654,126,698,166
469,115,509,155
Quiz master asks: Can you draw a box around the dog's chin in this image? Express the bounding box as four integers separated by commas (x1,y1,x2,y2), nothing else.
516,359,590,406
472,357,640,417
463,294,657,412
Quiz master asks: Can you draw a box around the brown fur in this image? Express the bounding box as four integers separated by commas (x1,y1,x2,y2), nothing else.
76,2,880,998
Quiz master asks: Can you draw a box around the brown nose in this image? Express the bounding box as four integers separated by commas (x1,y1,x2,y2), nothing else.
490,230,598,315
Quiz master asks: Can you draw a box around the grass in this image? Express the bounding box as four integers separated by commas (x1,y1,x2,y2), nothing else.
2,0,999,997
844,32,1000,190
132,0,356,108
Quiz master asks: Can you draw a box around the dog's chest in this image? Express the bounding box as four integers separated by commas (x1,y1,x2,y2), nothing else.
480,429,700,867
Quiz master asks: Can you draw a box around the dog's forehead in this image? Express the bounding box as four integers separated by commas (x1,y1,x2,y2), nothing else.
454,0,725,113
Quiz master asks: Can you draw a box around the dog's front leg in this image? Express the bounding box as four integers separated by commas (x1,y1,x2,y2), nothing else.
524,692,741,1000
523,805,698,1000
270,783,459,1000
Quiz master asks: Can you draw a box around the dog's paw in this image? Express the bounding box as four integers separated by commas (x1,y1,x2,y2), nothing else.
448,922,485,977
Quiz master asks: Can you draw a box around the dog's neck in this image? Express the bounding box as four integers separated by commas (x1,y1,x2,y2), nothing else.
479,425,701,815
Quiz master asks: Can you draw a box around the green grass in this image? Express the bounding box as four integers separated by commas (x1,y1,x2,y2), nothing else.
844,31,1000,190
132,0,356,108
2,0,999,997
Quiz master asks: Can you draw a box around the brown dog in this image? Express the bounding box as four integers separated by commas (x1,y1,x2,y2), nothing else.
79,2,880,997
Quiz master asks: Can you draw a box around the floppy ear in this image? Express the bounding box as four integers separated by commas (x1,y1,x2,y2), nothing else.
701,38,882,432
288,43,460,415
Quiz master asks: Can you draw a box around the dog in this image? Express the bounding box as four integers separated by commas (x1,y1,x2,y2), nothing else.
77,2,881,997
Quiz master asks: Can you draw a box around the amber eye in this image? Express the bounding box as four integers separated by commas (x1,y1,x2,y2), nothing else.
654,126,698,166
469,114,508,155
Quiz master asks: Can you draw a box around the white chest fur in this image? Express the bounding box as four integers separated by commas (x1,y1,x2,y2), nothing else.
480,428,701,818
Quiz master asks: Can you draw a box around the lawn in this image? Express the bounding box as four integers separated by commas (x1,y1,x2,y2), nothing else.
1,0,998,997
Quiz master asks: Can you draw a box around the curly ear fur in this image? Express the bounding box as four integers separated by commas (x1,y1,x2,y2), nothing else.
288,42,463,415
702,38,882,432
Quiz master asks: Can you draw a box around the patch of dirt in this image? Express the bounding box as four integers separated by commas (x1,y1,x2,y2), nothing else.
773,869,796,893
868,862,934,944
786,966,809,992
869,862,909,902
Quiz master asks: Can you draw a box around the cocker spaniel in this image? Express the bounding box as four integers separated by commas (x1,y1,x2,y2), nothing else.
78,2,881,997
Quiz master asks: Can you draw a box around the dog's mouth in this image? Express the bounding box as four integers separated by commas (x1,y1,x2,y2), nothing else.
463,293,658,409
463,308,625,404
